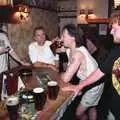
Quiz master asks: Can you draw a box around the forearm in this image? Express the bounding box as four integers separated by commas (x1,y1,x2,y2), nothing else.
61,72,72,83
9,50,23,64
78,68,104,89
33,61,56,68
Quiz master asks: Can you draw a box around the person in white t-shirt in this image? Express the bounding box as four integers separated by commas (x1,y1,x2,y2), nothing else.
0,24,29,73
28,26,59,70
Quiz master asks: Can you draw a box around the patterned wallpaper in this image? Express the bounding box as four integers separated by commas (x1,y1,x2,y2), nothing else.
8,8,58,61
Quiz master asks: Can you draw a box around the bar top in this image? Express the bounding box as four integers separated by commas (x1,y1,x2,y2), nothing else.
0,65,72,120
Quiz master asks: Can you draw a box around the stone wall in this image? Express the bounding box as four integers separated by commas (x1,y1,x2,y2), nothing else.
8,8,58,61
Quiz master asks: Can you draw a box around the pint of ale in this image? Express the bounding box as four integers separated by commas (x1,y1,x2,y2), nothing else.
50,40,63,55
6,73,18,95
47,81,59,100
6,96,19,120
33,87,46,110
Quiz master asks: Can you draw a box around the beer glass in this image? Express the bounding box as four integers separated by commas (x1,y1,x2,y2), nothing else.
33,87,46,110
6,73,18,95
47,81,59,100
50,39,63,54
6,96,19,120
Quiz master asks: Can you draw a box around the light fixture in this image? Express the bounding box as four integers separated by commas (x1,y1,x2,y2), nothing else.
114,0,120,9
13,4,30,23
0,0,13,6
87,9,96,19
77,9,97,24
77,9,88,24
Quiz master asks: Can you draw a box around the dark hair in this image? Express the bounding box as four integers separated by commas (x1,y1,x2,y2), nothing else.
110,11,120,26
0,23,7,34
62,24,86,47
33,26,45,36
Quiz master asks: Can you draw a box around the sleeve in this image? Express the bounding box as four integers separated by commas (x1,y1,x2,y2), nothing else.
2,34,12,49
28,44,38,63
55,54,59,61
99,50,114,74
4,39,12,48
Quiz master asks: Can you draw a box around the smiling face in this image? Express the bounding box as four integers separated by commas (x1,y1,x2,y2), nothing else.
111,22,120,43
34,29,46,45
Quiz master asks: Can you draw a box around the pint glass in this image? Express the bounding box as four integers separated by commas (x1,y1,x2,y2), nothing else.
47,81,59,100
6,96,19,120
33,87,46,110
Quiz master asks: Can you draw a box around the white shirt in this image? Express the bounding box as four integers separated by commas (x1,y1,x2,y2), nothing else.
28,41,59,65
0,32,13,73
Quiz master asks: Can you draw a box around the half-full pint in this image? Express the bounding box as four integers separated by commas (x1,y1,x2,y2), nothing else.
47,81,59,100
6,96,19,120
33,87,46,110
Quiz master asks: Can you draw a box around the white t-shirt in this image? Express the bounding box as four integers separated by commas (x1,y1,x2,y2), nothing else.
0,32,13,73
66,46,98,80
28,41,59,65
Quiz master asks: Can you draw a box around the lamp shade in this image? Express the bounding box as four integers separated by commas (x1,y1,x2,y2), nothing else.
0,0,13,6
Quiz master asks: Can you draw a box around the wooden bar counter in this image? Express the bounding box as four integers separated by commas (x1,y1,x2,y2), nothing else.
0,64,73,120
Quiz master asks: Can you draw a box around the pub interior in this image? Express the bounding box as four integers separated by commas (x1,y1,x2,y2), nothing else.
0,0,119,120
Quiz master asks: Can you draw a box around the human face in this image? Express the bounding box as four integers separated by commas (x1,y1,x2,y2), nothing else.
34,29,46,45
111,22,120,43
61,29,75,48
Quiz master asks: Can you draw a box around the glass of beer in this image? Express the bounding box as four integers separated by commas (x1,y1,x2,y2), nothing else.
47,81,59,100
50,38,63,55
6,73,18,96
6,96,19,120
33,87,46,110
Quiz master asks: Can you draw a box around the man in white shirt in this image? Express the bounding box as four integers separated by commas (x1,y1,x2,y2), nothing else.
28,26,59,70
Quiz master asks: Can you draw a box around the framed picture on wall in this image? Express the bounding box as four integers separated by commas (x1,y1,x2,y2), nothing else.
98,24,108,35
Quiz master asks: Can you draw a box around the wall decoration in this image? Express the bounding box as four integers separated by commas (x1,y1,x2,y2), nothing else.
99,24,108,35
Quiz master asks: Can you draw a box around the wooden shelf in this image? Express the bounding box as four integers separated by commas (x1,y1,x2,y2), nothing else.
87,18,109,23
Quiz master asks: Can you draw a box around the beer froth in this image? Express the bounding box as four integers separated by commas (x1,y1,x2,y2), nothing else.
33,88,44,93
6,96,19,106
48,81,57,86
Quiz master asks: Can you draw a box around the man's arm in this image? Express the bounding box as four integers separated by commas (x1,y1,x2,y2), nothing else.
61,52,84,83
62,68,104,95
9,50,30,66
78,68,104,89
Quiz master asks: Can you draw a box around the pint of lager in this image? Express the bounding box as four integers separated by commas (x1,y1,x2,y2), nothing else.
6,96,19,120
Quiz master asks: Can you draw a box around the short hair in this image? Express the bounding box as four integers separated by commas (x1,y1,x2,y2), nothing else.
33,26,45,36
110,12,120,25
62,23,86,47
